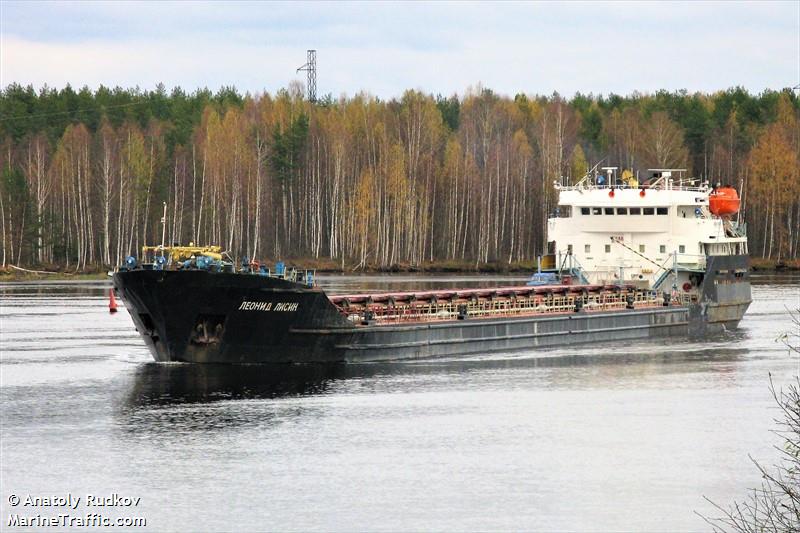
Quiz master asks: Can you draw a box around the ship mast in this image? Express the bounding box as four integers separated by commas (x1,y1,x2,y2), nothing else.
160,201,167,256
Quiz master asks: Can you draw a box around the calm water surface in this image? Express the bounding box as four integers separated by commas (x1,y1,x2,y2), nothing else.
1,273,798,532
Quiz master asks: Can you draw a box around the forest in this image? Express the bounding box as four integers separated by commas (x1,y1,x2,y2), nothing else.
1,83,798,272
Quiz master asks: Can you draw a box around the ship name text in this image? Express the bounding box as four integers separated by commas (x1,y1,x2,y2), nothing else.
238,301,299,312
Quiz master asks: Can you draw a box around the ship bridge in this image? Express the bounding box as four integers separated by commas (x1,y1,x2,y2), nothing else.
547,168,748,288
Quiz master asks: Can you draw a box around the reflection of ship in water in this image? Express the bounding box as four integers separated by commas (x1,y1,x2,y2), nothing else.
124,363,345,407
122,332,749,411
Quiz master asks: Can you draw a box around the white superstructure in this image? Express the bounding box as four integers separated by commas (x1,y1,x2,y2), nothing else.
547,169,748,291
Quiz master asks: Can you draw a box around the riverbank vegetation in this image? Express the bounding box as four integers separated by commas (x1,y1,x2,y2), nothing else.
703,310,800,533
1,84,798,272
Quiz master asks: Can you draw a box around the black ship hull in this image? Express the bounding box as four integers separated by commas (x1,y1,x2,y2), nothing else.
113,254,751,364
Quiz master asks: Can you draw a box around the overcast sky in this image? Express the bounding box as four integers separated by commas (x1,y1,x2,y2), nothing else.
1,1,798,98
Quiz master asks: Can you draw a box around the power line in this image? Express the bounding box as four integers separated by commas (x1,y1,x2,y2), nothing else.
0,101,149,122
296,50,317,103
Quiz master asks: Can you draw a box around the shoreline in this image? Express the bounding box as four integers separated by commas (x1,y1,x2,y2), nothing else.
1,257,797,282
749,257,800,272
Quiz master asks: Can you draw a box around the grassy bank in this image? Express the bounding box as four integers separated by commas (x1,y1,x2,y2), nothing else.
0,269,111,282
0,259,539,281
273,257,541,274
1,257,796,282
750,257,800,271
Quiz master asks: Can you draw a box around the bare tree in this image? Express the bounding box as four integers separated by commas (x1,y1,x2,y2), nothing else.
701,309,800,532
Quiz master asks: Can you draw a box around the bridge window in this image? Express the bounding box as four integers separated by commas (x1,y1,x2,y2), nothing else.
617,207,628,214
657,207,668,215
592,207,602,215
581,207,590,215
643,207,655,215
605,244,611,253
679,245,686,254
585,244,591,253
604,207,614,215
630,207,641,215
659,245,666,253
639,244,646,253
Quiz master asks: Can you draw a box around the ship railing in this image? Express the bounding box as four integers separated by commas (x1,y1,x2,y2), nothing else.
731,221,747,238
556,183,709,193
553,250,591,285
339,289,667,325
122,250,318,287
672,292,698,305
702,240,748,256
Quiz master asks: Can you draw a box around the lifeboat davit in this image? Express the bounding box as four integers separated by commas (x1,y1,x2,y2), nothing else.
709,187,740,216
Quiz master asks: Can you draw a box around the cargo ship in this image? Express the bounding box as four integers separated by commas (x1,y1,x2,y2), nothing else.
113,168,751,363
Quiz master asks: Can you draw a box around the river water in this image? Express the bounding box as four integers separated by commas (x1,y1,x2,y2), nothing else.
1,273,798,532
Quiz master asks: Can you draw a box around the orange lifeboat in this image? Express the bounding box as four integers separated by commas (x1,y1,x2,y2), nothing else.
709,187,740,216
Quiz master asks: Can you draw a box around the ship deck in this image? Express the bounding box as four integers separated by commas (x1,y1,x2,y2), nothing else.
327,283,689,326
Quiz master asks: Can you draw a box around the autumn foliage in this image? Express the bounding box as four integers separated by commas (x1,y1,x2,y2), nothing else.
1,84,798,270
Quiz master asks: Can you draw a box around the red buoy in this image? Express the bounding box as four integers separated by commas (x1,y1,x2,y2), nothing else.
639,189,646,198
608,190,615,198
109,288,118,313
